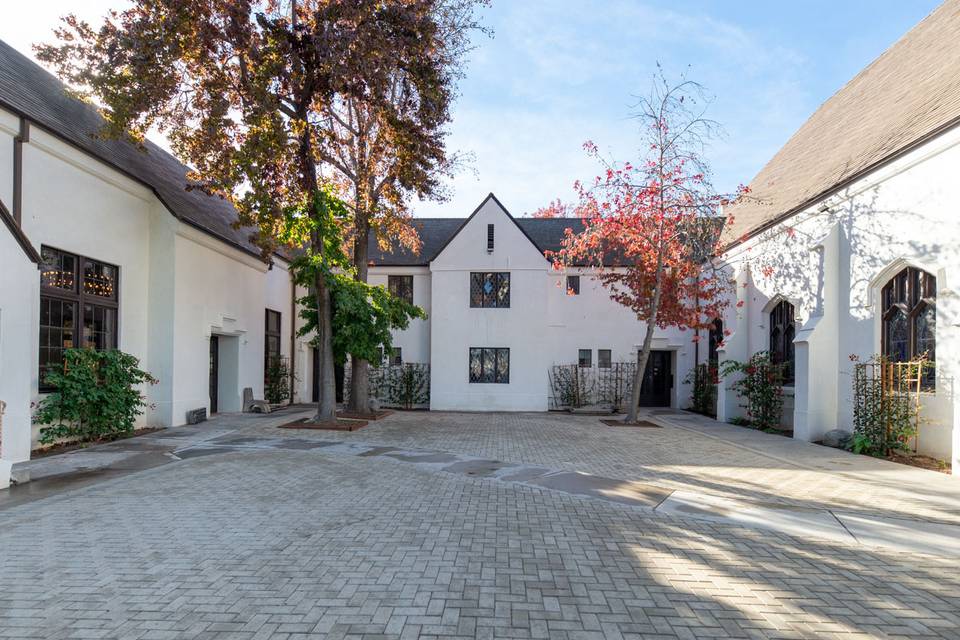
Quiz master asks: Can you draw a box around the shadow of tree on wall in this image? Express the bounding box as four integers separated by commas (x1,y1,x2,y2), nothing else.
724,182,957,456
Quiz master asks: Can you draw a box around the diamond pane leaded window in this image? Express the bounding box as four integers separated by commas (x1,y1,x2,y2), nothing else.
470,272,510,308
469,347,509,383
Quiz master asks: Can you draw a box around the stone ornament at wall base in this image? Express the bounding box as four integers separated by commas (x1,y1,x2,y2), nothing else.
185,408,207,425
822,429,852,449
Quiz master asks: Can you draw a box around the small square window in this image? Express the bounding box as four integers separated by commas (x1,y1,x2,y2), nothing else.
598,349,612,368
388,275,413,304
578,349,592,368
566,275,580,295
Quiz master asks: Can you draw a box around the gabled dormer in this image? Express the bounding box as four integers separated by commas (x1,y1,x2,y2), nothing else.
430,193,549,271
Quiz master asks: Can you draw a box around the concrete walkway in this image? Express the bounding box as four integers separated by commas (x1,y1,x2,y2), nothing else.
1,407,313,511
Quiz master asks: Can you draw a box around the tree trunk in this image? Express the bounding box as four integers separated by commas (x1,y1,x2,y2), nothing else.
348,206,372,414
313,270,337,422
627,316,658,423
627,256,666,423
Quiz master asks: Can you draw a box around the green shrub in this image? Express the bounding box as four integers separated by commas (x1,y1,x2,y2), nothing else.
34,348,157,445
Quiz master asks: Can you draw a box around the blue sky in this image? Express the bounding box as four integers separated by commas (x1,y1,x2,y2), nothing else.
419,0,941,217
1,1,941,218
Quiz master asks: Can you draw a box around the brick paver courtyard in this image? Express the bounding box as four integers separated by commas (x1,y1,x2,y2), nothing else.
2,409,959,639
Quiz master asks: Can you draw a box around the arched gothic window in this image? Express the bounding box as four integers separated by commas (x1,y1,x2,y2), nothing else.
882,266,935,386
769,300,795,385
708,318,723,365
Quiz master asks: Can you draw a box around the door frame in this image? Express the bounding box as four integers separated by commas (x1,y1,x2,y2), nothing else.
209,336,219,414
638,349,673,407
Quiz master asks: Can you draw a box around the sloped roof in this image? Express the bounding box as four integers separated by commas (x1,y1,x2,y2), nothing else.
0,40,262,256
723,0,960,247
368,215,586,266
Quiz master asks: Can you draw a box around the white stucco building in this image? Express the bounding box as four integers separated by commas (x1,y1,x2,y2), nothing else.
709,1,960,471
2,0,960,479
351,194,692,413
0,38,685,480
0,40,299,473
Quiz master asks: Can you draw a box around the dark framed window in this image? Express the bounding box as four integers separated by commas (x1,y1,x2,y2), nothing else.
598,349,612,369
487,224,495,253
264,309,282,380
39,246,119,390
388,275,414,304
882,266,936,387
769,300,795,385
708,318,723,365
470,272,510,308
578,349,592,367
391,347,402,366
566,275,580,295
469,347,509,383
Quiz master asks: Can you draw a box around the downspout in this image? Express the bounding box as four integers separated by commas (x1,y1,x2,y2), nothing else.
289,270,297,404
12,118,29,224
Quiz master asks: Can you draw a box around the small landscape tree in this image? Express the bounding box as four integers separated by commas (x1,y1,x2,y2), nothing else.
552,72,745,423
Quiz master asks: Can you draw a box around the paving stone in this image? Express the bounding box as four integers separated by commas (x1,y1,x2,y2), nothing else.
3,410,960,639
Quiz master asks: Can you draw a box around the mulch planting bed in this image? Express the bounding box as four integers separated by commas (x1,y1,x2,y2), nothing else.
336,409,394,421
886,451,952,474
278,417,368,431
600,419,662,428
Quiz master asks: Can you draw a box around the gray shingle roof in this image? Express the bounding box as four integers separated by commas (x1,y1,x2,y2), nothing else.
723,0,960,247
367,216,586,266
0,40,262,256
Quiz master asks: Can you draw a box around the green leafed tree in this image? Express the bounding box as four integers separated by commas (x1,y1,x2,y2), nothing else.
36,0,486,421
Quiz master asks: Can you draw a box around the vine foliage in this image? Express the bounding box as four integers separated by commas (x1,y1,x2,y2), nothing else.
851,355,927,456
684,363,717,416
719,351,784,431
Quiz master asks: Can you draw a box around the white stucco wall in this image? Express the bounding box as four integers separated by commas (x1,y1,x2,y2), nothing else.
546,267,694,409
14,120,155,448
425,196,686,412
718,122,960,470
0,227,38,465
170,227,277,421
428,198,551,410
367,266,432,364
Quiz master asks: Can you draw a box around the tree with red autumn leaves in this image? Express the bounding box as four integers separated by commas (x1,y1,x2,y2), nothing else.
530,198,576,218
552,73,746,423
